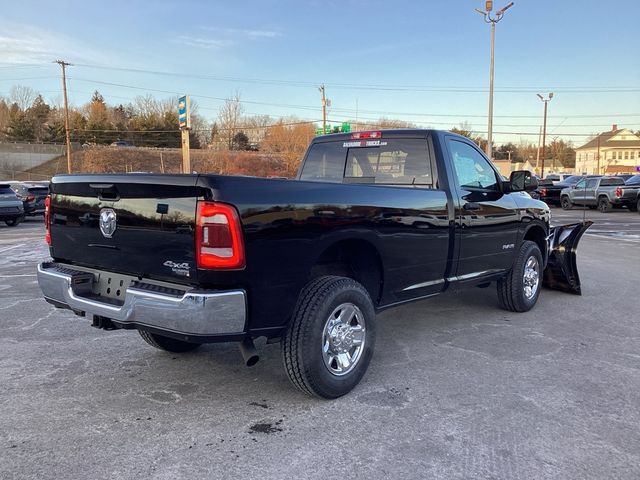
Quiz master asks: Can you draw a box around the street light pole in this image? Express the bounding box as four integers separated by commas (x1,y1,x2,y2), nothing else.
537,92,554,178
475,1,514,160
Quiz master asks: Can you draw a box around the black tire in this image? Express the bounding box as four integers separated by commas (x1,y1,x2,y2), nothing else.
637,198,640,214
597,196,611,213
282,276,376,399
138,330,201,353
497,240,543,313
4,216,22,227
560,196,572,210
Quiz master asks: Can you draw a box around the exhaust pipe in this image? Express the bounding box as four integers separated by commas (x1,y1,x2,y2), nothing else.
239,338,259,366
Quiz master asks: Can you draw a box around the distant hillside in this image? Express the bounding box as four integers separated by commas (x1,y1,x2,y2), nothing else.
25,147,291,179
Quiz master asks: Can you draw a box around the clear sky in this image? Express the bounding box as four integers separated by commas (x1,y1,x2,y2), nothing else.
1,0,639,146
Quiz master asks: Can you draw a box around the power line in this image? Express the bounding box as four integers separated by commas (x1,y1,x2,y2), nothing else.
0,76,59,82
70,63,640,93
67,76,640,120
71,119,319,134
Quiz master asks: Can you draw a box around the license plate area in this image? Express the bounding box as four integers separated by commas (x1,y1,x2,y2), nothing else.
92,271,135,302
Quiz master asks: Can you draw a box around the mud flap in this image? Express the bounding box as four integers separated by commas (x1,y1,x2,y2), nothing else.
543,221,593,295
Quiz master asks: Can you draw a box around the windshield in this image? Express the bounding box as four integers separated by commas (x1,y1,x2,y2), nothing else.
564,176,583,184
625,175,640,185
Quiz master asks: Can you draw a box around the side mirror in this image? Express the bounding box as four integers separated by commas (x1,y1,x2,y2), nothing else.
509,170,538,192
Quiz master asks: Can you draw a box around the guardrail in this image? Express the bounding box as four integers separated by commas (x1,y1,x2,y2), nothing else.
0,169,52,181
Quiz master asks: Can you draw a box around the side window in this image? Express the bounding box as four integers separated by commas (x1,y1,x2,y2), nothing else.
586,179,598,188
448,139,499,190
299,142,346,183
574,179,586,189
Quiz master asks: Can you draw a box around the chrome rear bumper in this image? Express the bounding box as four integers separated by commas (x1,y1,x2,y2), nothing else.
37,262,246,337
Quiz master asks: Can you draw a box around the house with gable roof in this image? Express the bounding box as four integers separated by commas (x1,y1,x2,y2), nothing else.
575,125,640,174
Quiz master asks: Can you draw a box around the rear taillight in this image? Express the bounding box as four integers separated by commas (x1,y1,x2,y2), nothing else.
195,201,245,269
25,195,35,202
615,187,622,198
44,195,51,245
539,187,547,196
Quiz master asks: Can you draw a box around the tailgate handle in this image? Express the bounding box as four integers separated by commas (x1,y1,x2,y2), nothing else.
90,183,120,201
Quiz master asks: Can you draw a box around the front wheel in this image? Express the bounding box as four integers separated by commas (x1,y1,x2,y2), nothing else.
497,240,543,312
598,197,611,213
139,330,201,353
4,216,22,227
561,196,573,210
282,276,376,399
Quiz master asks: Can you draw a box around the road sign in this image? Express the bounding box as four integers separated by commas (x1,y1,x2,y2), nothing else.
178,95,190,129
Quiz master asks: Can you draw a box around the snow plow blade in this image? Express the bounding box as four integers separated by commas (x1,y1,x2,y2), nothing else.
543,221,593,295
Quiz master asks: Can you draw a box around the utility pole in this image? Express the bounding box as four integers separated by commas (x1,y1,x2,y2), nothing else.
319,84,328,134
475,1,514,160
55,60,73,173
537,92,553,178
596,135,600,175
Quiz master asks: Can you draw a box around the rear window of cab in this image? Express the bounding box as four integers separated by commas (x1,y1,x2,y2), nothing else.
299,138,436,187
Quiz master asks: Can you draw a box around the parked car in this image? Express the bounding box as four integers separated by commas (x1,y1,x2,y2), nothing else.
560,176,626,212
616,174,640,212
616,174,635,182
110,141,133,147
36,129,590,398
11,183,49,216
537,175,591,206
0,183,25,226
543,173,574,185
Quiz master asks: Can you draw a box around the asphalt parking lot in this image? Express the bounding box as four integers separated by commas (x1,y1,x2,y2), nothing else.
1,211,639,480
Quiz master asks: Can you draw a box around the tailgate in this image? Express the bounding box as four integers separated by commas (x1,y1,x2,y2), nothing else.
49,174,201,285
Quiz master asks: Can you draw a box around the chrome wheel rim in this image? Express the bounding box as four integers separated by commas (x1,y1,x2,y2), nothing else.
322,303,366,376
523,256,540,300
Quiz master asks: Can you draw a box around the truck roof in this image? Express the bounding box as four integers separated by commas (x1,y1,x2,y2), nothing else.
312,128,461,143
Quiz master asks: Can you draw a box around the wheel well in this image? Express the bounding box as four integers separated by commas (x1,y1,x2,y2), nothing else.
310,239,383,305
523,225,547,264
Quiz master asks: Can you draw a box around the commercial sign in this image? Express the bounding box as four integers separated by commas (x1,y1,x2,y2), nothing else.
178,95,190,129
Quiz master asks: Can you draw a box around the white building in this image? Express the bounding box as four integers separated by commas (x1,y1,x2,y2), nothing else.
575,125,640,175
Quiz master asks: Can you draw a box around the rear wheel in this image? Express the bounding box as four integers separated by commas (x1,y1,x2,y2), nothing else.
138,330,201,353
598,197,611,213
282,276,376,399
497,241,543,312
561,196,572,210
637,198,640,214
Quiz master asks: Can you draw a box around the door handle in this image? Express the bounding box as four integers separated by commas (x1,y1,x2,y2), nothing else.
463,202,481,211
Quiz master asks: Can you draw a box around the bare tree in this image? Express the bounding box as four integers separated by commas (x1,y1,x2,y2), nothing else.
218,92,243,150
261,119,315,176
9,85,37,111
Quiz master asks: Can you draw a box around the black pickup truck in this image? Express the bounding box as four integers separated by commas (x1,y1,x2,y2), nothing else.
37,129,590,398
